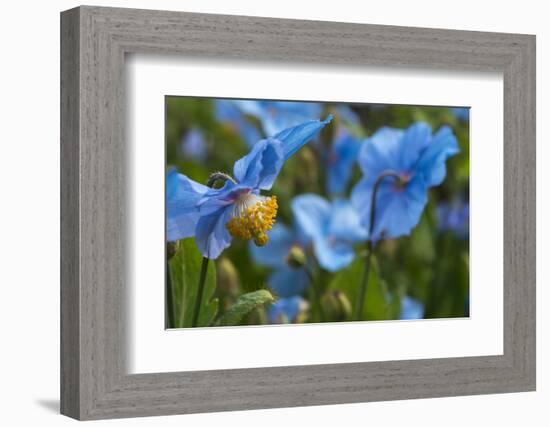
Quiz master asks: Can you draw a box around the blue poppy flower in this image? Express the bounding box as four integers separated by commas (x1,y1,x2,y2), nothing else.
167,116,332,259
267,296,307,324
351,122,460,241
232,100,322,136
292,195,368,272
437,199,469,238
327,126,362,195
450,107,469,121
180,128,207,161
399,296,424,320
215,100,262,147
250,223,310,297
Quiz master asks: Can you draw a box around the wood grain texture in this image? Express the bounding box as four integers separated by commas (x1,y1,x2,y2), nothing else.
60,5,536,420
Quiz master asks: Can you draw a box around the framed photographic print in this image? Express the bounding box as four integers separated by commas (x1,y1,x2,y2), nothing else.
61,6,536,420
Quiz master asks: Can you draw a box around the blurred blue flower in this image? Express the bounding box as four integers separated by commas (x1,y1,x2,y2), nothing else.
268,296,307,324
180,128,207,161
250,223,310,297
232,100,322,136
335,105,361,128
327,126,362,195
450,107,469,121
399,296,424,320
215,100,262,147
437,199,469,238
352,122,460,241
292,195,367,272
167,116,332,259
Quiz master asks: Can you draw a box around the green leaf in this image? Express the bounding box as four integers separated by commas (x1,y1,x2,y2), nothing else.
215,290,274,326
169,238,219,328
328,254,388,320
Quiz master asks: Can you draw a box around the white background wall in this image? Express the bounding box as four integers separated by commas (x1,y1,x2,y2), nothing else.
0,0,546,425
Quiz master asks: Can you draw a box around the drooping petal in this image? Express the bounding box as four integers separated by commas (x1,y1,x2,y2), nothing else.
273,115,333,160
327,127,362,195
327,199,368,243
195,180,240,216
400,296,425,320
369,174,429,240
166,169,209,241
291,194,331,240
232,139,285,190
415,126,460,187
268,267,309,298
267,295,306,324
249,223,295,268
195,207,233,259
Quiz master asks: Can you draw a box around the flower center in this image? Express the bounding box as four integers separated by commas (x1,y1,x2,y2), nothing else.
226,193,278,246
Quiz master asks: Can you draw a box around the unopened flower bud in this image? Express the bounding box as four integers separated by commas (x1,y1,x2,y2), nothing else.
286,245,307,269
166,241,178,260
321,290,352,321
216,257,240,298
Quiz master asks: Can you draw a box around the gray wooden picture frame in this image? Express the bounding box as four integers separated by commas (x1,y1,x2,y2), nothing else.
60,5,536,420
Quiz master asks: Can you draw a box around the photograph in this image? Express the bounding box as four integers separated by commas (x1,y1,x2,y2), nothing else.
165,97,470,329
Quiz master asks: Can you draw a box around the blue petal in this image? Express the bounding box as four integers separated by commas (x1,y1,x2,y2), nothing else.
273,115,333,160
450,107,470,121
268,267,309,297
235,101,323,136
312,234,356,272
249,223,294,268
232,139,285,190
291,194,331,240
357,127,404,176
328,199,368,242
400,296,424,320
195,180,240,216
166,169,209,241
335,105,361,127
195,207,233,259
353,174,428,241
267,296,305,324
180,128,207,161
415,126,460,187
215,100,262,148
327,127,362,194
397,122,432,170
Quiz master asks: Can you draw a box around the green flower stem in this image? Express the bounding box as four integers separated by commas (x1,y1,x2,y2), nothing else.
166,262,175,328
189,172,235,328
353,170,403,321
191,257,210,328
306,266,326,322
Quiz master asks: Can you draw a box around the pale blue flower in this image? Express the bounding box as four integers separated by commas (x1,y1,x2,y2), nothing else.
232,100,322,136
268,296,306,324
167,116,332,259
250,223,310,297
215,100,262,147
180,128,207,161
327,126,362,195
352,122,460,241
292,195,367,272
450,107,469,121
437,199,469,239
400,296,424,320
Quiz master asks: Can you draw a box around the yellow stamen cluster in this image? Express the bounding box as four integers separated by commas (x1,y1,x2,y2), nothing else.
226,196,278,246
